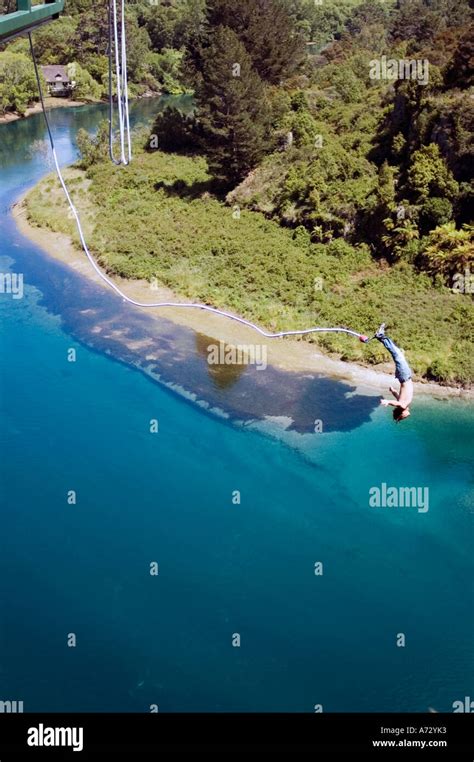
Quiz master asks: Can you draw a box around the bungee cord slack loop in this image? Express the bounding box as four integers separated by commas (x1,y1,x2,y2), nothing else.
27,32,369,346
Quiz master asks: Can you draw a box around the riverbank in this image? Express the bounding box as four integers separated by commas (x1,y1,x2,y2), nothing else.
0,97,88,124
20,144,473,387
13,196,472,401
0,90,164,125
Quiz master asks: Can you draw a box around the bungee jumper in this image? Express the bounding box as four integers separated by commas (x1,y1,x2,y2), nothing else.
362,324,413,422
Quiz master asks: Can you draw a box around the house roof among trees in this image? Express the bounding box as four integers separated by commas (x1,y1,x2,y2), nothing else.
41,65,70,83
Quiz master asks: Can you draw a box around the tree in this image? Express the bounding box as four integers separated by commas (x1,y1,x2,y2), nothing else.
290,0,351,49
444,24,474,89
81,54,109,90
282,96,319,148
419,197,453,233
140,0,207,52
196,26,270,186
148,105,200,152
27,17,77,65
377,161,397,209
407,143,459,202
123,17,151,83
364,161,424,261
390,0,441,45
76,120,109,168
325,64,365,104
0,51,38,115
71,0,109,63
69,62,101,101
421,222,474,285
206,0,305,83
147,48,186,94
346,0,388,36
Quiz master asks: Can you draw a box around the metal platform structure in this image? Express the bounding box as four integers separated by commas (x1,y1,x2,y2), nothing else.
0,0,65,44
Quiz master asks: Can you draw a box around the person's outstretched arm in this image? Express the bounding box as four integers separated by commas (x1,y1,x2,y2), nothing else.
389,386,400,400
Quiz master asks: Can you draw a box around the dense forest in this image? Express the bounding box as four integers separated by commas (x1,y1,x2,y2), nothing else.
5,0,474,383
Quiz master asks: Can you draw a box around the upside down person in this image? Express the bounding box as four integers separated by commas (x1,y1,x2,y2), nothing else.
364,323,413,422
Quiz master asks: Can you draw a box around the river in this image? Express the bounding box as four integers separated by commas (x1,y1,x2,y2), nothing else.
0,100,472,711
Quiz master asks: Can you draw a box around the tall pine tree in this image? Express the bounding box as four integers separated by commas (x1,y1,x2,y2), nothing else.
206,0,304,84
196,26,270,187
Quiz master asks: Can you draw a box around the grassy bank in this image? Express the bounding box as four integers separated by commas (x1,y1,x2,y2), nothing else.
24,145,473,385
0,97,87,124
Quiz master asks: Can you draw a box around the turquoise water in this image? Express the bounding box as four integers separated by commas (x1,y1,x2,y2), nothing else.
0,103,473,712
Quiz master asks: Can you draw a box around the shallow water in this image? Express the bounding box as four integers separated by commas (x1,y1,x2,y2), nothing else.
0,102,472,711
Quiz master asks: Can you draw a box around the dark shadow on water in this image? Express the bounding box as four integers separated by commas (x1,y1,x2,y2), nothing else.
291,375,376,433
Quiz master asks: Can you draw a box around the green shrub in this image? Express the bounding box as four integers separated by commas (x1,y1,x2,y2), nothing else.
76,120,109,169
427,359,452,383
